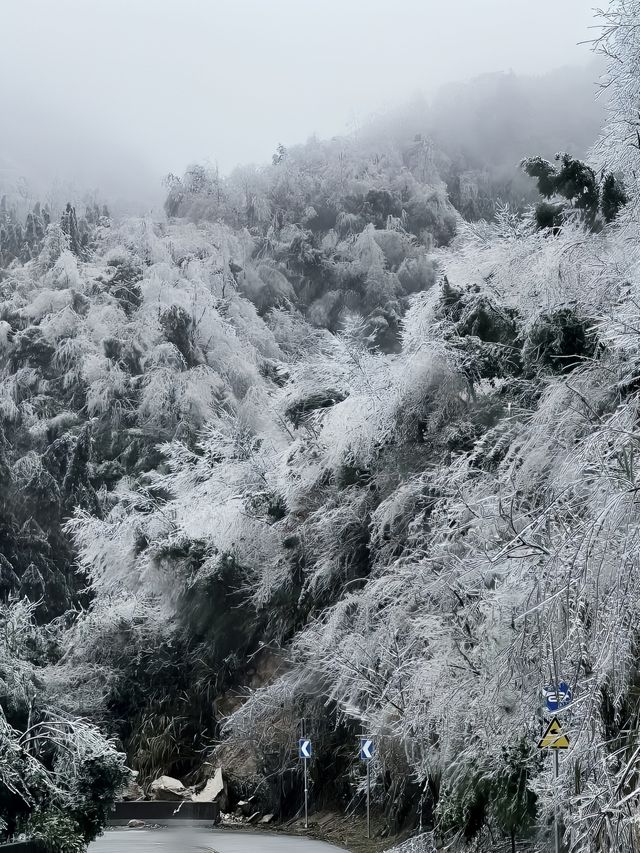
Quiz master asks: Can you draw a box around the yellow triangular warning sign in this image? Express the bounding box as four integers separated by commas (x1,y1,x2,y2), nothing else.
538,716,570,749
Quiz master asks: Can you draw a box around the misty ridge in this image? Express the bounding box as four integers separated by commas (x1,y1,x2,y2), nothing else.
0,61,607,356
5,2,640,852
0,61,605,217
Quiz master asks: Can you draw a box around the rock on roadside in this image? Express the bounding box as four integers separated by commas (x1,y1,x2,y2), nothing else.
150,775,189,801
193,767,225,803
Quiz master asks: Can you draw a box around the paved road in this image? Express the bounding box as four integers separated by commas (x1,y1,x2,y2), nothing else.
91,827,347,853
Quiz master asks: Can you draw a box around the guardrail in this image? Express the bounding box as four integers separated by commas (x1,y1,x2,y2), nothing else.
109,801,220,824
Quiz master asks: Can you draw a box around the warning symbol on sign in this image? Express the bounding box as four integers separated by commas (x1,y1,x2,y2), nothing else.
538,716,570,749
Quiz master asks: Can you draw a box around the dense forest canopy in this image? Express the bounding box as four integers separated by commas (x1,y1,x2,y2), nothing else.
3,7,640,852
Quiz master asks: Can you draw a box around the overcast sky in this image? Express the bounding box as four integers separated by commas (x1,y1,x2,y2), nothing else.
1,0,600,206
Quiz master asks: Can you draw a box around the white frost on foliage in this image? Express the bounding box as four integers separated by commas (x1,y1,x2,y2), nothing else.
46,249,82,289
19,9,640,850
0,320,12,350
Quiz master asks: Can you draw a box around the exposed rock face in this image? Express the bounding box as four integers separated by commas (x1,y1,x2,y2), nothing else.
150,774,188,801
193,767,225,803
120,779,144,801
214,741,259,783
117,769,143,802
236,797,257,817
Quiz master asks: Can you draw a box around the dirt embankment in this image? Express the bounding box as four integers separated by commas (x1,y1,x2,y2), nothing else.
263,812,412,853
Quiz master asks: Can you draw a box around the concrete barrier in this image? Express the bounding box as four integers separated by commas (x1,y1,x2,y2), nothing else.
109,801,220,824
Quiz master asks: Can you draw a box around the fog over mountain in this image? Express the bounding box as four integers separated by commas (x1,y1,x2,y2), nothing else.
1,0,601,208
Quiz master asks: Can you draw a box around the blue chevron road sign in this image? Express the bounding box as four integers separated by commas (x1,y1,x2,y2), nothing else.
360,738,374,761
299,738,312,759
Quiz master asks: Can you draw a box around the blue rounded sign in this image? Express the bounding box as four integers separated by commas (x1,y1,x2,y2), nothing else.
544,681,572,712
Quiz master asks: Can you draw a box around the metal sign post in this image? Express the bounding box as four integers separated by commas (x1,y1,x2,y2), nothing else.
540,681,573,853
554,749,560,853
299,734,312,828
538,715,570,853
304,753,309,829
360,737,375,839
366,758,371,839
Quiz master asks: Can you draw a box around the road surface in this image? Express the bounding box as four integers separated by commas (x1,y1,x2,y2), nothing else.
91,827,347,853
